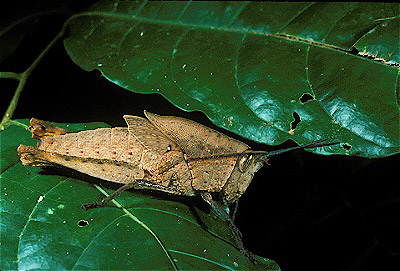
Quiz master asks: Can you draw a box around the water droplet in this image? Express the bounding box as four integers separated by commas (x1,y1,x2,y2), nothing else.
140,31,144,36
97,63,103,67
186,103,190,107
182,64,187,69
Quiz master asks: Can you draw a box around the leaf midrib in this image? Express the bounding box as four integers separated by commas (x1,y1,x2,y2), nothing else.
64,10,354,53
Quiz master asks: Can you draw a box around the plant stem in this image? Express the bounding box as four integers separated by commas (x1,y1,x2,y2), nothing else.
0,72,21,80
0,30,65,131
7,120,30,131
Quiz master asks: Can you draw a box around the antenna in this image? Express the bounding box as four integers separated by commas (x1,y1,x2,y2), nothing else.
267,139,340,157
186,139,340,161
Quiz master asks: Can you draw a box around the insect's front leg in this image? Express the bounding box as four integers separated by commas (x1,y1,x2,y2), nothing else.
200,192,256,263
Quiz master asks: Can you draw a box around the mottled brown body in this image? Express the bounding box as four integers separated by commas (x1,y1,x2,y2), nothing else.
18,111,265,203
18,111,338,263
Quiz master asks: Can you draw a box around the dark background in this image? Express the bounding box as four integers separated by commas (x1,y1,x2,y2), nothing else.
1,8,399,271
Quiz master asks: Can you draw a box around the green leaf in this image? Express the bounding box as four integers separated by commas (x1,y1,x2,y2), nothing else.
0,120,280,270
63,1,400,158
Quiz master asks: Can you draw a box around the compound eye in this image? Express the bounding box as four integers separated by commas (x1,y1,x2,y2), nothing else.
238,154,253,173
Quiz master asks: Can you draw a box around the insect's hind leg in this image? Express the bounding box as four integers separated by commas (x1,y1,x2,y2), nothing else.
81,182,137,210
81,180,180,210
200,192,257,263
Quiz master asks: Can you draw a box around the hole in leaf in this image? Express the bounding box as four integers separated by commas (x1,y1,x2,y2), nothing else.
291,112,301,130
343,143,352,151
349,46,359,55
77,219,89,227
300,93,315,104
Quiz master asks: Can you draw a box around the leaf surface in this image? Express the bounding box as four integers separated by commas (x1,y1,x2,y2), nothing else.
0,120,279,270
63,1,400,158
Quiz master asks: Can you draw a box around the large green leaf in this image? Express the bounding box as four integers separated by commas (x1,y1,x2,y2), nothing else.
0,120,279,270
63,1,400,158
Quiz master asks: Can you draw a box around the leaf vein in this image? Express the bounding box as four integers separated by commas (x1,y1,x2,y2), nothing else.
278,2,316,33
168,249,236,271
134,0,148,17
16,178,69,269
176,0,191,21
71,214,138,270
169,28,191,95
227,2,250,27
95,185,179,270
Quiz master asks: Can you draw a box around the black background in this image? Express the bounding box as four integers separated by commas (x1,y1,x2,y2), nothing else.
1,8,399,271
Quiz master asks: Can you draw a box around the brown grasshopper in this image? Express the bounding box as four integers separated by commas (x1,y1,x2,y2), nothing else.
18,110,338,262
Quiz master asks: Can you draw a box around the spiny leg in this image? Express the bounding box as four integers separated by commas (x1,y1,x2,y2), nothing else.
82,180,180,210
222,196,240,221
200,192,256,263
82,182,137,210
231,200,239,221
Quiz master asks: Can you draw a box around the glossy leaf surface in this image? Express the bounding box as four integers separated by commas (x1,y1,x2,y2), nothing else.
63,1,400,158
0,120,279,270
